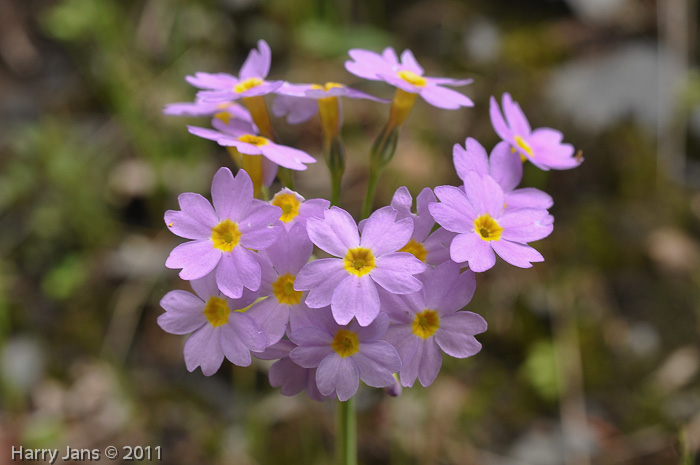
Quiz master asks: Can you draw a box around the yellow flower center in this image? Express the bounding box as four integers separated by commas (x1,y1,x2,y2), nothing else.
272,273,303,305
270,192,301,223
397,70,426,87
213,102,235,124
398,239,428,262
411,309,440,339
343,248,376,276
234,77,264,93
203,296,231,327
311,82,345,91
237,134,268,146
331,329,360,358
473,214,503,242
211,219,241,252
514,135,534,159
412,309,440,339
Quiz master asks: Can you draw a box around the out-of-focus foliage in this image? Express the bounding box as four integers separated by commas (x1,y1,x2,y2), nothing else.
1,0,699,464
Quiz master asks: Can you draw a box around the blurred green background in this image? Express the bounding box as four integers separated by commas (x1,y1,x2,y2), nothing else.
1,0,699,464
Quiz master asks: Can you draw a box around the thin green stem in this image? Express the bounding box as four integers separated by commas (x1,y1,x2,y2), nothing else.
336,398,357,465
323,136,345,207
331,169,342,206
361,162,382,219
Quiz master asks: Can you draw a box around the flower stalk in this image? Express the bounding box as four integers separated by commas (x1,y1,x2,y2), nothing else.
318,96,345,206
336,398,357,465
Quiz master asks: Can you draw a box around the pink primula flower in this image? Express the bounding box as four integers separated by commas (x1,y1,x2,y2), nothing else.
381,261,486,387
490,93,582,170
295,206,426,326
345,47,473,110
187,40,283,103
430,171,553,272
289,308,400,401
158,273,266,375
164,167,281,298
188,118,316,172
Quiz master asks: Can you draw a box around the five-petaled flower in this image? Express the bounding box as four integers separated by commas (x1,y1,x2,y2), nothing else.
295,206,426,326
164,167,282,298
381,261,487,387
186,40,283,103
158,273,267,376
430,171,553,272
345,47,474,110
188,119,317,171
289,309,401,401
490,93,582,171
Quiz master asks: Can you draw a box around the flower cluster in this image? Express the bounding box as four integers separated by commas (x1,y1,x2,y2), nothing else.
160,40,581,401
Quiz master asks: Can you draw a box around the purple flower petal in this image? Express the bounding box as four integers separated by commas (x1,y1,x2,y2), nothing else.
158,290,206,335
246,297,288,347
489,141,522,192
430,185,474,232
332,275,380,326
219,323,255,366
505,187,553,210
316,354,359,401
360,206,413,256
384,324,419,366
232,247,263,290
190,272,221,301
413,188,437,241
306,207,359,256
264,222,313,275
499,209,554,243
453,137,489,182
350,309,386,335
491,240,544,268
211,167,254,221
353,341,400,388
420,84,474,109
177,192,219,228
239,39,271,80
184,325,224,376
422,261,476,313
435,312,486,358
295,258,346,308
165,210,211,240
417,339,442,387
489,95,513,142
261,143,316,170
464,171,505,218
450,233,496,272
400,49,424,75
372,253,425,294
230,312,267,352
185,72,237,90
380,290,426,324
166,240,221,280
502,93,531,137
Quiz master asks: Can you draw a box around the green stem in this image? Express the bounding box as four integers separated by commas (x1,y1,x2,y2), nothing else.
361,162,382,219
323,136,345,207
336,398,357,465
278,167,295,190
